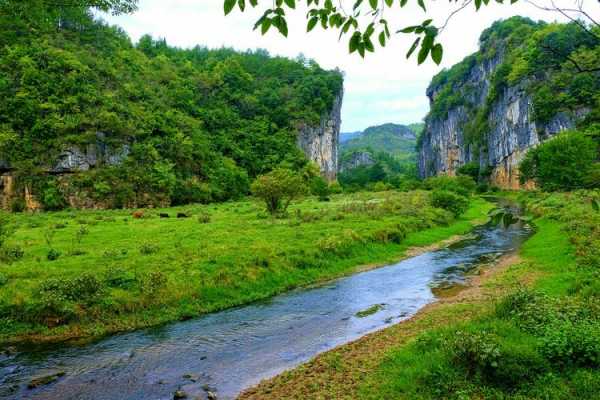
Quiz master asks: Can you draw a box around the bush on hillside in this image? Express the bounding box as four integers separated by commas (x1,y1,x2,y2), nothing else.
422,175,476,197
430,190,469,217
310,176,331,201
457,162,480,180
519,131,598,191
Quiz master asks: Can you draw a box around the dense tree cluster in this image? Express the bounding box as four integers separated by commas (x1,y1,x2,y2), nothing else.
0,4,343,209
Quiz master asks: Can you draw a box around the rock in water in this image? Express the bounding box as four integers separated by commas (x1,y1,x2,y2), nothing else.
173,389,188,399
27,372,66,389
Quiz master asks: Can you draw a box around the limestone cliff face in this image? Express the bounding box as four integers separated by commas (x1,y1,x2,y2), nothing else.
0,133,129,210
297,89,343,181
339,150,375,172
418,36,588,189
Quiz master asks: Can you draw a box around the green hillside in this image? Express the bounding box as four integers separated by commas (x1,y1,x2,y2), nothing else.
341,123,423,161
0,3,343,210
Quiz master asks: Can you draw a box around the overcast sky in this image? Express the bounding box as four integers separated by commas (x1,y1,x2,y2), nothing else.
102,0,592,132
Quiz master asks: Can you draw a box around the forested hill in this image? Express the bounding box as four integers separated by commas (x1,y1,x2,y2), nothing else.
340,123,423,160
418,16,599,189
0,4,343,210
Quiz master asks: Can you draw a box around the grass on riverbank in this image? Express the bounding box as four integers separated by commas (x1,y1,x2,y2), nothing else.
240,190,600,400
0,191,492,344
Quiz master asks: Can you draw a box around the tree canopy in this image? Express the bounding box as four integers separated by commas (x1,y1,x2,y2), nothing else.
0,5,343,209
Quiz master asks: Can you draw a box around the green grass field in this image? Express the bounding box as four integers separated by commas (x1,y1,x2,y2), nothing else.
0,190,493,344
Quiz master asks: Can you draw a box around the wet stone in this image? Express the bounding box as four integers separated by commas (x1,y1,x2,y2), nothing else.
173,389,188,399
27,372,66,389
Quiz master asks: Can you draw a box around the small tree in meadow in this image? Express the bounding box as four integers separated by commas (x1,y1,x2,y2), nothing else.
251,168,307,215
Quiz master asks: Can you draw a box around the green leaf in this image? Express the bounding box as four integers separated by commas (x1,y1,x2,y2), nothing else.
431,43,443,64
475,0,482,10
238,0,246,12
406,37,420,58
224,0,237,15
417,41,430,64
369,0,379,10
398,26,416,33
261,18,272,34
378,31,386,47
284,0,296,8
349,32,361,53
417,0,426,11
307,17,318,32
384,0,393,6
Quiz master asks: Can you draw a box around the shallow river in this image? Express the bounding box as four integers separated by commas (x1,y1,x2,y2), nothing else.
0,211,531,400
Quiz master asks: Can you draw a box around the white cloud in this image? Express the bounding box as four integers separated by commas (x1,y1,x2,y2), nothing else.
102,0,593,131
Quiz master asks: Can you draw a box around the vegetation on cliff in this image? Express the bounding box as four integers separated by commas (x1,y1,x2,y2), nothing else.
0,4,343,210
419,17,599,180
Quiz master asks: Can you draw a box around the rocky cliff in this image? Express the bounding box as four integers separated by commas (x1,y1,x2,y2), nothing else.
417,17,596,188
297,89,343,181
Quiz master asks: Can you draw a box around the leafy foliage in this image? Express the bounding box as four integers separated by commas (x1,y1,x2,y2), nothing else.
430,189,469,217
251,168,308,215
223,0,514,64
519,131,599,190
0,6,343,209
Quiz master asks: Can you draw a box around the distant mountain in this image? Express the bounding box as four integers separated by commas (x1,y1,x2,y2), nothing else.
340,131,362,144
340,123,423,161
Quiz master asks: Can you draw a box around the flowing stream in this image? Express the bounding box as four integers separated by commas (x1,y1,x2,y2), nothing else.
0,206,531,400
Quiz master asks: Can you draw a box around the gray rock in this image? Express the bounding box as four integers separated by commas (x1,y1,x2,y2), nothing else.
297,88,343,181
418,49,587,189
50,132,130,173
173,389,188,399
339,150,374,172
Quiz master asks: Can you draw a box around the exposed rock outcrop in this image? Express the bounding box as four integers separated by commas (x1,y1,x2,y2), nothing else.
297,89,343,181
417,19,591,189
51,133,130,173
339,150,375,172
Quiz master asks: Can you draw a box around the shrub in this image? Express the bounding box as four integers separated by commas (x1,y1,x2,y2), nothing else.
10,198,25,213
329,181,343,194
103,265,134,288
0,272,8,286
310,176,330,201
451,329,548,389
317,230,363,256
39,273,104,303
431,190,469,216
371,225,407,244
140,270,168,296
41,181,66,211
540,320,600,368
1,245,24,263
423,175,476,197
519,131,598,190
46,249,61,261
457,162,480,180
251,168,308,215
140,242,159,255
197,212,211,224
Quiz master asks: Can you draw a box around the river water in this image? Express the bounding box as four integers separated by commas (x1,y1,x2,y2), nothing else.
0,213,531,400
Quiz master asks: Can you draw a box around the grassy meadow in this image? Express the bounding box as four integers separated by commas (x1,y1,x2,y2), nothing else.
0,190,493,344
240,190,600,400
